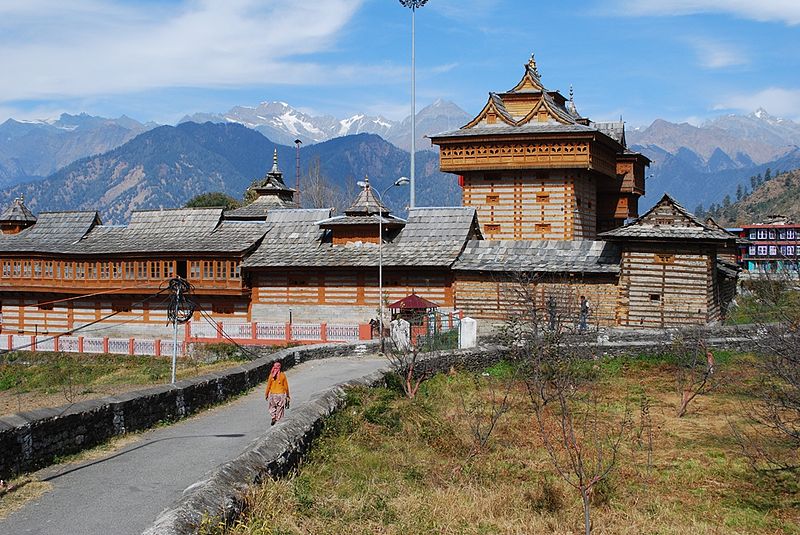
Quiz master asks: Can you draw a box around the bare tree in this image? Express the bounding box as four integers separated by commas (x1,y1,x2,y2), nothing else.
531,383,630,535
731,270,800,471
302,157,343,209
503,272,630,534
672,334,718,418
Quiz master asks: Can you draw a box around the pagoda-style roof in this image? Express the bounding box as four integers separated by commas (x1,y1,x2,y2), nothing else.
599,194,735,242
242,148,297,199
317,177,406,229
430,54,626,148
0,197,36,224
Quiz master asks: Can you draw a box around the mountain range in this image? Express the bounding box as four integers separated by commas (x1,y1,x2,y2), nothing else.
630,108,800,210
179,98,470,152
0,122,459,223
2,98,800,224
0,113,155,187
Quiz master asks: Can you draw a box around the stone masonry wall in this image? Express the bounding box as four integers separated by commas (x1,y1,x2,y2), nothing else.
0,341,376,481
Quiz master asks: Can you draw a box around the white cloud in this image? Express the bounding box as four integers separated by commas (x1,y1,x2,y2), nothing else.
0,0,366,104
686,38,748,69
714,87,800,119
613,0,800,25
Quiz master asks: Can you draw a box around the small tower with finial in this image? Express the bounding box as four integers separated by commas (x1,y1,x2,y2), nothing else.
0,196,37,234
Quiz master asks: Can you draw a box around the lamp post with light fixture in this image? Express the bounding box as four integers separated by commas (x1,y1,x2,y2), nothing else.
357,176,410,352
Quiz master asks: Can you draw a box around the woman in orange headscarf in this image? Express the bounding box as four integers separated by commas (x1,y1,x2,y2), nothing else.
265,361,290,425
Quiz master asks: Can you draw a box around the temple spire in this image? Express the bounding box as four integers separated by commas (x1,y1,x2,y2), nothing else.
527,53,540,77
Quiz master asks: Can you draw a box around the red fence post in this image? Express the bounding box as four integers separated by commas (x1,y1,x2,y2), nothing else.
358,323,372,341
320,323,327,343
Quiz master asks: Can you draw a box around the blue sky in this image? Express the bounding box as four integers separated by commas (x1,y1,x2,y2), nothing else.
1,0,799,127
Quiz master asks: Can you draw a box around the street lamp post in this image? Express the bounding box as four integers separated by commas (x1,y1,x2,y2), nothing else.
358,176,410,353
399,0,428,209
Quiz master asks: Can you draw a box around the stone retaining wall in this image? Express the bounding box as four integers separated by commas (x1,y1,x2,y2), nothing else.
0,341,376,481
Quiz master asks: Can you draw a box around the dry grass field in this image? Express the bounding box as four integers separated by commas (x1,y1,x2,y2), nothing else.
208,352,799,535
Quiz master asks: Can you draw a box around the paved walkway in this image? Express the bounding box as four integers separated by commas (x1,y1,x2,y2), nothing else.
0,355,388,535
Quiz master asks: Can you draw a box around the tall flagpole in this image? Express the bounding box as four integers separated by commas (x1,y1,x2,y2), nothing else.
400,0,429,208
410,4,416,208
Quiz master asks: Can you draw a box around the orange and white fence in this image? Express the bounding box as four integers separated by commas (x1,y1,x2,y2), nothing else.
0,320,370,356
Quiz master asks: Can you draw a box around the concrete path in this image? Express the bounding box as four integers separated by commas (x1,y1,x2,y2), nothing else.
0,355,388,535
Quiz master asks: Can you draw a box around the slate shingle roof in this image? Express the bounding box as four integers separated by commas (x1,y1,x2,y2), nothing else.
599,194,735,242
242,207,479,269
452,240,621,273
0,211,100,253
0,198,37,224
0,208,266,256
224,196,297,220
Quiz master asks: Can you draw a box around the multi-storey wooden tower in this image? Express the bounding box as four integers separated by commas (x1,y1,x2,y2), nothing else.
430,55,649,240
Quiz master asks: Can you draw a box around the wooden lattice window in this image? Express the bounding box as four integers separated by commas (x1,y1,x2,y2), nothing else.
654,254,675,264
112,302,132,313
212,303,235,315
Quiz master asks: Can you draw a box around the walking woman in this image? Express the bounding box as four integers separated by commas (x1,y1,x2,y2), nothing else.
265,361,290,425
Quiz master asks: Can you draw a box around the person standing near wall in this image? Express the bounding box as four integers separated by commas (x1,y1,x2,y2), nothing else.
578,295,590,333
265,362,290,426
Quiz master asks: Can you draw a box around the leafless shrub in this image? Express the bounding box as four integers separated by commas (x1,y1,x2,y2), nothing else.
671,333,718,418
459,373,513,461
385,345,426,399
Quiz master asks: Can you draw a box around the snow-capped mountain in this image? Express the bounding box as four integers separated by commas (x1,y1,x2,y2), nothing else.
179,99,471,151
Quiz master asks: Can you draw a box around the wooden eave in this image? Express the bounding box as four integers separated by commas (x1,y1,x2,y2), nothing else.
508,70,545,92
516,97,573,126
616,152,652,166
462,96,517,129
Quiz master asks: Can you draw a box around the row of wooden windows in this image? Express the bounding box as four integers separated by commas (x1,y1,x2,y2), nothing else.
748,228,798,240
0,259,241,282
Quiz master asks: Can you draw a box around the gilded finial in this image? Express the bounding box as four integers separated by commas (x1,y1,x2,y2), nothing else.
528,53,539,76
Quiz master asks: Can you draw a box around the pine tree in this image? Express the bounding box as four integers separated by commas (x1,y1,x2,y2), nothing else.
693,204,705,217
